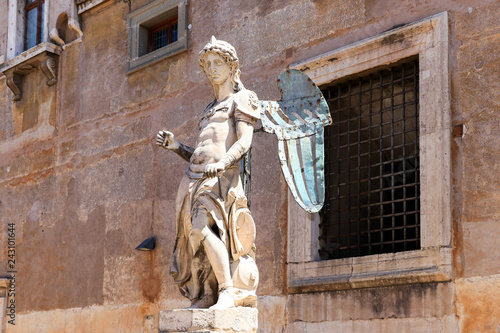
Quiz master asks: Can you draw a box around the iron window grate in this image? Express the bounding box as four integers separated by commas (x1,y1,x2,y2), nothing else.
153,27,169,50
319,58,420,260
153,22,178,51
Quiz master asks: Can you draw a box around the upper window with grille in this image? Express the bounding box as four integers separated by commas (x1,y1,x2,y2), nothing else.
127,0,188,73
319,57,420,260
148,16,178,53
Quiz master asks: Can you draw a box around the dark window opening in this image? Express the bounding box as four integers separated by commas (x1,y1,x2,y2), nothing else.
25,0,45,50
319,57,420,260
148,16,178,53
137,7,179,57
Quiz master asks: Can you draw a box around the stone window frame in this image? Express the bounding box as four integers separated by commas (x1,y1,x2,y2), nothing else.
126,0,189,73
287,12,452,293
6,0,50,60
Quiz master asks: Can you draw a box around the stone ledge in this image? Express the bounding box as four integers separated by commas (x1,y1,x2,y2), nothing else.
288,247,452,293
0,42,61,74
0,42,61,101
159,308,258,333
76,0,111,14
287,315,459,333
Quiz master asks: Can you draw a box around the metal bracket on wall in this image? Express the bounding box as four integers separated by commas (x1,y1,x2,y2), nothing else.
453,124,465,139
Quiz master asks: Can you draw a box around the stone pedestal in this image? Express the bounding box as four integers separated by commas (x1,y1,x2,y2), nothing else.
159,308,258,333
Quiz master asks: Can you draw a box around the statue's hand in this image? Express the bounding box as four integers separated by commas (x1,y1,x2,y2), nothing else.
156,130,179,150
204,161,225,178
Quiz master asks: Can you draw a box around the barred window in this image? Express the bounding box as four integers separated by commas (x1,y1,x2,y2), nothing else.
127,0,188,73
319,57,420,260
148,16,178,53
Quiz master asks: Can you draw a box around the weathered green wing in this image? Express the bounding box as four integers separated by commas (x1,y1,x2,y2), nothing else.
260,70,331,213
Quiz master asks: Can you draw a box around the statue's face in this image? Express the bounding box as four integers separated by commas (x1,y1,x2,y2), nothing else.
201,52,232,86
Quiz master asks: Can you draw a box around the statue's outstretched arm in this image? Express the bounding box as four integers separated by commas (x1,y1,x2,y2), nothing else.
156,130,194,163
204,121,254,178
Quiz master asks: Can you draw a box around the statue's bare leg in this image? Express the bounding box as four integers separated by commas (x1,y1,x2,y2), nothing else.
190,209,235,309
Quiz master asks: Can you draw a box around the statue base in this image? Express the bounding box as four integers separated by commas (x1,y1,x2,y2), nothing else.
159,307,258,333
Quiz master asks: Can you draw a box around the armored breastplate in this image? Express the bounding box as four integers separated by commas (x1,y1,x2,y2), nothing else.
199,94,236,128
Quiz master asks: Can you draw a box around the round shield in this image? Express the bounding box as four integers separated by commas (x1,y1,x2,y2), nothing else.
235,209,255,255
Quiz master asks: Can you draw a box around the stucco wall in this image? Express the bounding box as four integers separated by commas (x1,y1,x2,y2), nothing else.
0,0,499,332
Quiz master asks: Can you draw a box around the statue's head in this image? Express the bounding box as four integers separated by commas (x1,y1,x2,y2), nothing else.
199,36,244,92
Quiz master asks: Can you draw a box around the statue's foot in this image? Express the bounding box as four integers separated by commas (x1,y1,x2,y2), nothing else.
234,292,257,308
186,294,216,309
209,288,236,309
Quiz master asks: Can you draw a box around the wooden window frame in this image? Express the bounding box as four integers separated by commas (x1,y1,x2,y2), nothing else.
24,0,45,50
147,16,178,53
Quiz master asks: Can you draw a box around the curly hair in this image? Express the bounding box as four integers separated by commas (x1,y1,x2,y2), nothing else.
199,36,245,92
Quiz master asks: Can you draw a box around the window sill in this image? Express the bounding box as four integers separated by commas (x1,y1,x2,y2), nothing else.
126,40,188,74
0,42,61,73
0,42,61,101
288,247,452,293
76,0,111,14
